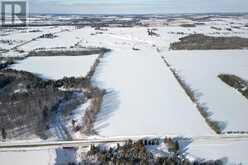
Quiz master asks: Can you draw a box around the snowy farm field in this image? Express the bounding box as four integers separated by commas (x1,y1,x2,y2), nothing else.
0,148,76,165
8,26,219,136
166,50,248,133
1,14,248,164
69,27,215,137
0,26,62,50
0,149,57,165
19,26,80,51
92,50,214,137
185,136,248,164
11,55,99,80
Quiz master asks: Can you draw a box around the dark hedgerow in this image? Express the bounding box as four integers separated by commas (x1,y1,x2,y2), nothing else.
170,34,248,50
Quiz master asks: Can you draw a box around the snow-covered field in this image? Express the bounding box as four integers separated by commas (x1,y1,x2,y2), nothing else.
0,148,76,165
19,27,80,51
92,48,214,136
8,26,218,136
166,50,248,132
69,28,214,137
185,137,248,164
0,26,63,50
0,149,56,165
11,55,99,80
1,15,248,164
21,18,247,137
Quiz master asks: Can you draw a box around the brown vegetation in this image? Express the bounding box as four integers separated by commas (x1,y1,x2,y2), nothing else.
170,34,248,50
27,48,110,57
81,87,105,135
179,24,197,27
80,51,107,135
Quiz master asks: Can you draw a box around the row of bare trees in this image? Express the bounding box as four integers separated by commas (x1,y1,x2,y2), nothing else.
161,56,223,134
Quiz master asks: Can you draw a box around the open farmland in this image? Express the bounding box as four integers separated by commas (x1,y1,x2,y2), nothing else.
11,26,215,136
11,55,99,80
184,136,248,164
92,48,214,136
18,27,79,51
166,51,248,133
86,34,214,136
1,14,248,164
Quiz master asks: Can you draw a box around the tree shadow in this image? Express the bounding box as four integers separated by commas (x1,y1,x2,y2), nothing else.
174,136,193,154
55,148,77,165
177,137,229,164
94,89,120,134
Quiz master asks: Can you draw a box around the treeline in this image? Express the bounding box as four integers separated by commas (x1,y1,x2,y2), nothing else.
170,34,248,50
34,76,90,89
161,56,223,134
80,50,106,135
27,48,110,57
218,74,248,99
81,87,105,134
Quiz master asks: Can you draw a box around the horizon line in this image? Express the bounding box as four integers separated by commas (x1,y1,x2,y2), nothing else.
28,12,248,16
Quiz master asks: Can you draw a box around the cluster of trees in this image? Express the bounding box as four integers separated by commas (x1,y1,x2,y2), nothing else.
147,28,160,37
87,139,153,164
0,68,103,140
170,34,248,50
164,137,180,152
85,138,224,165
57,77,89,89
0,69,65,140
0,44,109,140
39,33,57,39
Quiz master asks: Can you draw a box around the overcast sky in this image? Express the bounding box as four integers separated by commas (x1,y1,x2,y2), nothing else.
28,0,248,14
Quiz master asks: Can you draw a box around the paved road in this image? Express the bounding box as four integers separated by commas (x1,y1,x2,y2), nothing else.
1,134,248,151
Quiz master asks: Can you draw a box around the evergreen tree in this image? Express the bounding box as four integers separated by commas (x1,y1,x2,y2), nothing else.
1,128,7,140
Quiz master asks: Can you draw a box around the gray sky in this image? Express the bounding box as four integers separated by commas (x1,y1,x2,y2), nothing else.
28,0,248,14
